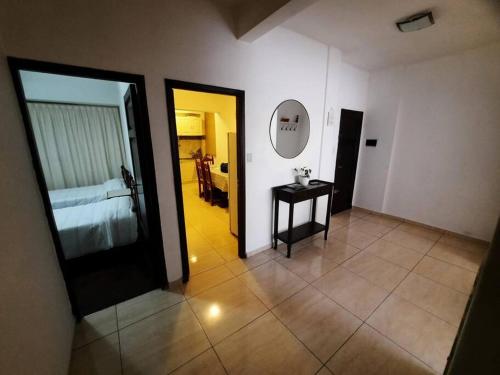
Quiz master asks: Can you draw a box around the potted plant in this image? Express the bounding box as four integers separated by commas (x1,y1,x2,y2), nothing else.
294,167,312,186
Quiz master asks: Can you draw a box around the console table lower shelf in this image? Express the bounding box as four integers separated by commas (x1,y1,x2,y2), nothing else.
277,222,326,245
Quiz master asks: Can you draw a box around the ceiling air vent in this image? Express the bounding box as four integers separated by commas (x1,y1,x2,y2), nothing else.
396,11,434,32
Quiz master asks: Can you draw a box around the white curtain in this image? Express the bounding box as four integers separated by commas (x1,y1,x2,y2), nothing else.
28,102,127,190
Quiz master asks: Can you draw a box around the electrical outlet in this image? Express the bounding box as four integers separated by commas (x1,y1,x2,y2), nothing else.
246,153,252,162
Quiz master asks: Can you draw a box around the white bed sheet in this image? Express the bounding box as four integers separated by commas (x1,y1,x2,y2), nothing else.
53,196,138,259
49,179,125,209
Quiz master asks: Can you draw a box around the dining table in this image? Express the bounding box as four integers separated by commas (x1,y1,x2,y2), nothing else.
209,166,229,192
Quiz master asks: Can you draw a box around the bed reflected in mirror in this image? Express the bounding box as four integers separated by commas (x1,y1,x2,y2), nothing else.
20,72,142,261
12,67,165,316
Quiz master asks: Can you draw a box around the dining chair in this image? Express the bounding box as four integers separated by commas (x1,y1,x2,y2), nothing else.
202,161,218,206
203,154,214,165
194,157,205,198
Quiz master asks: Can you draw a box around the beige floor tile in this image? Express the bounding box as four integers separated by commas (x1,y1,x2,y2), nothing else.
413,256,476,294
184,264,235,298
238,260,307,308
311,239,361,263
188,278,267,344
182,181,235,264
316,367,334,375
69,333,121,375
170,349,226,375
275,239,314,257
273,286,361,362
276,249,338,282
382,229,436,254
120,302,210,375
348,219,393,238
327,324,434,375
367,295,457,373
214,243,239,261
349,207,371,218
187,231,216,256
343,252,409,291
206,231,238,249
312,267,388,320
116,287,184,329
73,306,117,349
214,312,322,374
362,213,403,228
439,233,489,252
394,273,468,326
365,239,423,270
331,212,360,227
428,242,484,272
225,249,275,276
398,223,443,241
189,250,226,275
331,227,379,249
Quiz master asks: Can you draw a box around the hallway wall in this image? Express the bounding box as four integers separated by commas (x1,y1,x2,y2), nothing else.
0,42,74,375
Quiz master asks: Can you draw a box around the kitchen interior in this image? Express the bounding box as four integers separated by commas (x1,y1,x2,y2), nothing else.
174,88,239,269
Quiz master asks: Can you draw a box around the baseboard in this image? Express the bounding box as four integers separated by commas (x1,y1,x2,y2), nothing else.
352,206,490,246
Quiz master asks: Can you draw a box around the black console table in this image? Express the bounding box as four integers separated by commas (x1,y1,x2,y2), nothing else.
272,180,334,258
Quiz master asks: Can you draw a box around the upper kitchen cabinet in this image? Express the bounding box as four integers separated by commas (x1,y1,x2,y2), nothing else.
176,110,205,136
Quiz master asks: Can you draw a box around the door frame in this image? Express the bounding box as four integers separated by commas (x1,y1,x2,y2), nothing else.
7,57,167,316
164,79,246,282
331,108,363,215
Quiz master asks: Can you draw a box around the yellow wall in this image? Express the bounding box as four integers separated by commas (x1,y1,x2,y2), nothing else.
173,89,236,163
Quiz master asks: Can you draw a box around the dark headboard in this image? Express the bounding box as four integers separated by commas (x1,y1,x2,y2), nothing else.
121,165,134,189
121,165,139,212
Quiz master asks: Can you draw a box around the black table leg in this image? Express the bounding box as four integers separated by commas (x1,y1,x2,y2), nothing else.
311,197,317,222
287,202,294,257
273,194,279,249
325,190,333,240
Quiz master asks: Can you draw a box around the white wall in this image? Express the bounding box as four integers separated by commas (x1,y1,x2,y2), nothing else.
0,41,74,375
318,53,369,220
355,43,500,241
0,0,369,280
353,67,405,212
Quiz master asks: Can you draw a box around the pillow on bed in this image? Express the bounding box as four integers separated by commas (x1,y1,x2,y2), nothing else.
104,178,126,190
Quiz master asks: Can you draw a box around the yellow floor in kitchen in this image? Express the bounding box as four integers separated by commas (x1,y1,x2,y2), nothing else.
182,181,239,274
69,206,488,375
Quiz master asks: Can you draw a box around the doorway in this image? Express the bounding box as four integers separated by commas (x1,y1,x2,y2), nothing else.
331,109,363,214
164,80,245,282
8,58,167,317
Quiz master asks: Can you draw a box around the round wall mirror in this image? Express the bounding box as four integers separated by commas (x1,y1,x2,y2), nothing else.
269,99,310,159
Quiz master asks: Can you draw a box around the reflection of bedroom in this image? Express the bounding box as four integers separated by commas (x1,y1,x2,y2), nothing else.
173,89,239,269
19,71,138,260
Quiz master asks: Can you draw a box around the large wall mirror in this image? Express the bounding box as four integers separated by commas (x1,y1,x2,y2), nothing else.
269,99,310,158
8,58,167,318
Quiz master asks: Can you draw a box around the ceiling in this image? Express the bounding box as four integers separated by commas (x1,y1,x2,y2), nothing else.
283,0,500,70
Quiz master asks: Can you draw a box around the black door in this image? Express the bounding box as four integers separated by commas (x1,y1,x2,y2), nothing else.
331,109,363,214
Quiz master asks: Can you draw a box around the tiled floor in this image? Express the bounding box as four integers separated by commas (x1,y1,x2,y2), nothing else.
182,182,239,275
69,207,488,374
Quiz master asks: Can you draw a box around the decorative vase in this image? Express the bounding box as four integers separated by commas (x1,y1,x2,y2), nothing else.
299,176,310,186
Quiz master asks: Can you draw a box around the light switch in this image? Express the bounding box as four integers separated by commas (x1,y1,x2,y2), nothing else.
246,153,252,162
